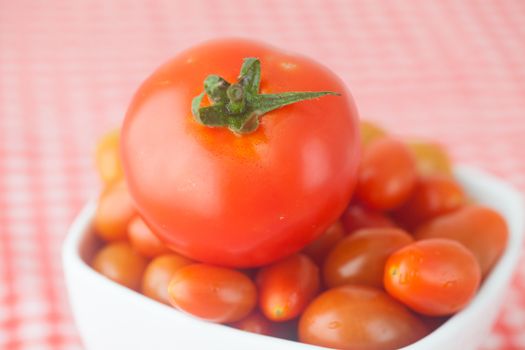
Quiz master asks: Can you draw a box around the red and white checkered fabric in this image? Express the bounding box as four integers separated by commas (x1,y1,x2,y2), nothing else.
1,0,524,349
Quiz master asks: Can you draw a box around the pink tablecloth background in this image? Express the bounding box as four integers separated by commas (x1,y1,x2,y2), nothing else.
1,1,524,349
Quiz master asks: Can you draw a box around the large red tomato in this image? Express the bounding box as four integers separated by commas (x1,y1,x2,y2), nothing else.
121,39,360,267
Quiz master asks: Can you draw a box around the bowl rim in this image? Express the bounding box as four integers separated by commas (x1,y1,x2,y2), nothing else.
62,164,525,349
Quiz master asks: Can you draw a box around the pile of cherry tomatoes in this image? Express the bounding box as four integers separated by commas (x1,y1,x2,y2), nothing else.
90,120,508,350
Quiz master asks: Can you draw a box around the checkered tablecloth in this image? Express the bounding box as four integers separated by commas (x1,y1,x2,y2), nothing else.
1,1,524,349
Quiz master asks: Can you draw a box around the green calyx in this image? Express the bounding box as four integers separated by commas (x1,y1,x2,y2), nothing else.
191,58,340,135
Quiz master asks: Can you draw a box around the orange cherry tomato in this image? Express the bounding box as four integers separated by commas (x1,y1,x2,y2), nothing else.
141,253,193,304
93,181,136,242
323,228,413,289
95,128,124,186
415,205,508,276
407,140,452,176
257,254,319,322
299,285,428,350
230,310,273,336
356,137,417,210
392,175,465,230
302,221,345,265
168,264,257,323
360,120,386,148
341,204,396,234
91,241,148,291
121,38,360,267
384,239,481,316
127,216,171,258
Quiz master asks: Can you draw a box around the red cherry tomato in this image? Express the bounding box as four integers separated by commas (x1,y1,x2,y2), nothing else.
415,205,508,276
355,137,417,210
127,216,171,258
121,38,360,267
93,181,136,242
91,241,148,291
421,316,449,332
141,253,193,304
168,264,257,323
257,254,320,322
229,310,273,336
302,221,345,265
341,204,396,234
299,285,428,350
323,228,413,288
384,239,481,316
392,175,465,230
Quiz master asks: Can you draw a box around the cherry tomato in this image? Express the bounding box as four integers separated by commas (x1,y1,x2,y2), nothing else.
141,253,193,304
95,128,124,186
392,175,465,230
421,316,449,332
355,137,417,210
257,254,319,322
127,216,171,258
272,319,299,341
168,264,257,323
299,285,428,350
360,120,386,148
323,228,413,288
302,221,345,265
414,205,508,276
384,239,481,316
407,140,452,176
91,241,148,291
230,310,273,336
341,204,396,234
93,181,136,242
121,38,360,267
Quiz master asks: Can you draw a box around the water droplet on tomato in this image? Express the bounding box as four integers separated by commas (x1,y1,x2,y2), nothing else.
443,280,457,288
328,321,341,329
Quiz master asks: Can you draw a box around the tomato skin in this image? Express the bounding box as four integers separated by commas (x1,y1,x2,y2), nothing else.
127,216,171,258
168,264,257,323
414,205,508,276
229,310,273,336
392,175,465,230
93,181,136,242
91,241,148,291
384,239,481,316
299,285,428,350
141,253,193,304
341,204,396,234
355,137,417,210
302,221,345,266
121,38,360,267
257,254,320,322
324,228,413,289
95,129,124,186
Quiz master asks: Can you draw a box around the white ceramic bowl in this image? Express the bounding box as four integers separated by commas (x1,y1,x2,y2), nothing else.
63,165,524,350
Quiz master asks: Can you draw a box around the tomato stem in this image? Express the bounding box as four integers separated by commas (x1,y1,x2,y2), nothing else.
191,58,340,135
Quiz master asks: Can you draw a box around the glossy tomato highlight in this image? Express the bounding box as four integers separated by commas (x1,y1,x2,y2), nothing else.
121,39,360,267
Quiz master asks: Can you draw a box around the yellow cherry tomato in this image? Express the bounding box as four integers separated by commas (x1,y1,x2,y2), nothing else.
360,120,387,148
407,140,452,176
92,241,148,291
95,128,124,186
